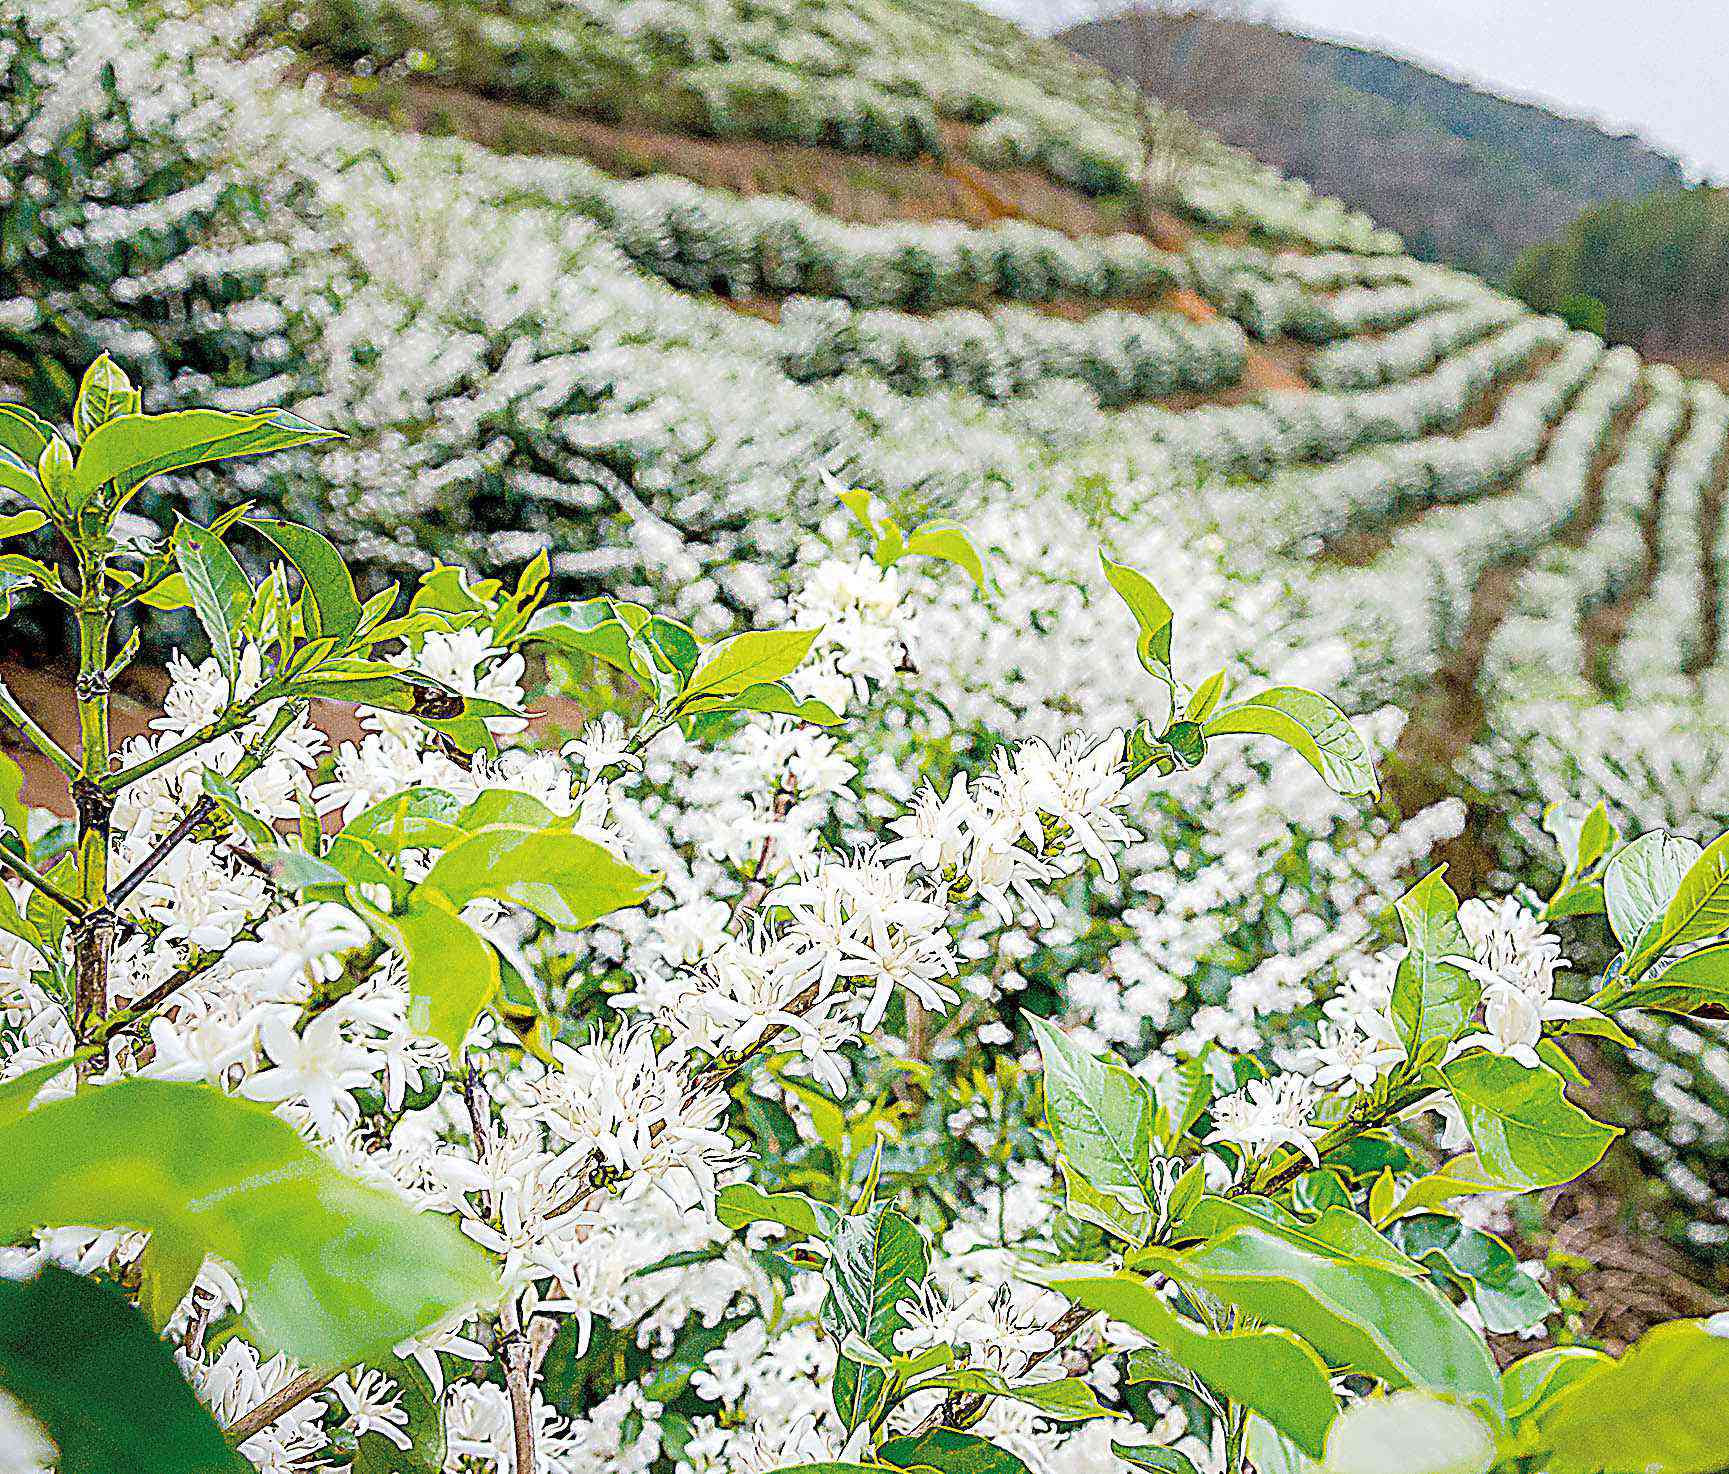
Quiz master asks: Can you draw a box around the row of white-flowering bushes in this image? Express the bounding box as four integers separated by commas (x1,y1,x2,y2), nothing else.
1143,315,1568,485
1319,346,1641,701
1612,381,1729,700
500,159,1192,307
1305,298,1526,391
277,0,1398,256
1481,367,1687,702
776,297,1247,405
1182,242,1437,344
1286,275,1490,344
1259,329,1605,550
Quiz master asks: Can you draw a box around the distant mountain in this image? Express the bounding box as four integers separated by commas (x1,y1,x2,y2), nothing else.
1059,12,1687,280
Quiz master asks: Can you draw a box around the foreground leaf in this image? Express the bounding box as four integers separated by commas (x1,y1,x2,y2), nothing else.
1041,1266,1339,1456
1030,1016,1157,1232
1202,687,1378,797
0,1265,247,1474
822,1205,930,1430
1440,1054,1619,1190
1389,867,1475,1059
0,1080,498,1367
1530,1316,1729,1473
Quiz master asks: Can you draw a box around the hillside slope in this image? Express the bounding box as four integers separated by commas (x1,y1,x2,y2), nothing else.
3,0,1727,1417
1059,11,1686,279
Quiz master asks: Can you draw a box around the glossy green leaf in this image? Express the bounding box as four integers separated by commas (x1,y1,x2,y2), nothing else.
716,1183,840,1241
1110,1443,1200,1474
1100,552,1175,680
1203,687,1379,797
1530,1315,1729,1473
171,517,252,681
1598,941,1729,1014
916,1369,1118,1423
340,788,465,857
1389,1214,1556,1334
0,403,53,463
1603,831,1699,957
1030,1016,1157,1235
678,681,842,726
903,523,988,590
684,629,818,700
1041,1265,1339,1456
1152,1053,1213,1148
0,1080,498,1368
880,1428,1032,1474
247,516,365,644
72,354,139,442
1146,1226,1502,1418
357,893,500,1061
420,823,658,932
0,447,44,507
74,407,340,503
1377,1154,1503,1224
0,1265,247,1474
822,1204,930,1430
0,508,45,540
1175,1195,1424,1277
1389,866,1476,1058
1440,1055,1619,1190
1627,831,1729,975
1500,1346,1612,1421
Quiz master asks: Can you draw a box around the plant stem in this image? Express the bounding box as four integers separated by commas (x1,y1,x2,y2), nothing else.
100,685,280,793
0,673,79,780
224,1369,337,1446
505,1332,537,1474
71,544,114,1080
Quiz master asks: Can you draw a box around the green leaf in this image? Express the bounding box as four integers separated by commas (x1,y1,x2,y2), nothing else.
902,523,988,590
1100,552,1175,681
1318,1391,1496,1474
1440,1055,1619,1190
1110,1443,1200,1474
1603,831,1700,956
1627,831,1729,976
1598,941,1729,1014
0,1056,75,1127
1153,1053,1214,1148
1185,668,1227,722
1389,1215,1556,1334
683,629,818,700
247,516,365,644
74,407,340,504
356,893,500,1062
0,1080,498,1368
0,447,45,507
1145,1226,1502,1419
879,1428,1031,1474
420,823,658,932
0,1265,248,1474
1377,1154,1503,1224
1030,1016,1157,1238
340,789,465,857
678,682,843,726
72,354,139,442
716,1183,840,1241
352,1354,447,1474
1530,1316,1729,1473
0,403,53,464
1501,1346,1612,1421
171,517,252,681
0,508,45,540
1174,1195,1424,1277
916,1368,1118,1422
519,600,644,684
1203,687,1379,797
1041,1265,1338,1456
821,1204,930,1430
1389,867,1475,1058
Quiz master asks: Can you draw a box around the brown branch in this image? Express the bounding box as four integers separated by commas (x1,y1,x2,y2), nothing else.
224,1368,337,1446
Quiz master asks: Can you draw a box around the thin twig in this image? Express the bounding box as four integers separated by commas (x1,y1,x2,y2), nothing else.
505,1333,537,1474
104,797,214,914
224,1368,337,1446
0,674,79,780
0,843,89,919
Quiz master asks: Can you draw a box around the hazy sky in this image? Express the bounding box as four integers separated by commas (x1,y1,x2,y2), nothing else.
984,0,1727,181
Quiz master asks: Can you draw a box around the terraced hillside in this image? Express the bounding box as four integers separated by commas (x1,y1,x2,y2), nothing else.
4,0,1728,1373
